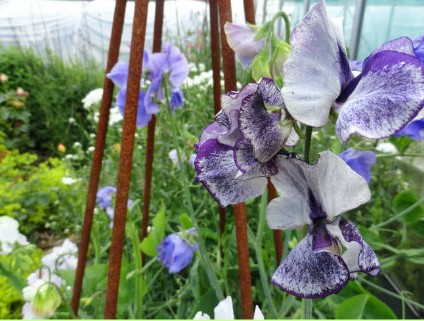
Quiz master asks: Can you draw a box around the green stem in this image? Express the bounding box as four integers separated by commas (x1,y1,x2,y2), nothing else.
359,277,424,310
129,221,144,318
377,153,424,158
372,196,424,229
271,11,291,43
163,85,224,300
303,126,313,164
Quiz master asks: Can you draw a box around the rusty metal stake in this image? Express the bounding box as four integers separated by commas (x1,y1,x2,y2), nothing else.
71,0,127,315
104,0,149,318
141,0,164,266
218,0,253,318
243,0,256,24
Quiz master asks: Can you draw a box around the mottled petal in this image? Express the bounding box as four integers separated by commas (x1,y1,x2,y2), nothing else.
271,151,370,221
336,50,424,142
272,237,350,298
281,0,353,127
239,89,285,162
369,36,415,57
195,139,267,207
259,78,285,108
224,22,265,69
199,121,227,147
338,148,376,183
234,136,278,179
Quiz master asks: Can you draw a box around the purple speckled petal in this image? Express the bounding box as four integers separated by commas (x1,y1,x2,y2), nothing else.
272,236,350,298
195,138,267,207
327,218,380,276
336,50,424,143
239,89,285,162
369,36,415,57
281,1,353,127
259,78,285,108
199,121,227,147
234,136,278,179
271,151,370,222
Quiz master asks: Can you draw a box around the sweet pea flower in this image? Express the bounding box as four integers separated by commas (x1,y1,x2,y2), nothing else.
195,78,298,207
22,269,63,319
96,186,117,209
0,216,29,254
281,0,424,143
224,23,266,69
41,239,78,271
157,228,198,273
395,119,424,140
267,151,379,298
144,43,189,113
338,148,376,183
107,62,152,127
194,296,264,320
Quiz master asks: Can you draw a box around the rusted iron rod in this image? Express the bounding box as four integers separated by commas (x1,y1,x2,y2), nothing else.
71,0,127,315
268,179,283,264
141,0,164,266
104,0,149,318
244,0,256,24
218,0,253,318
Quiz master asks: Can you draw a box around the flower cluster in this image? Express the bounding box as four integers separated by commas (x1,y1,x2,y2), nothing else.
195,0,424,298
0,216,29,254
107,43,189,127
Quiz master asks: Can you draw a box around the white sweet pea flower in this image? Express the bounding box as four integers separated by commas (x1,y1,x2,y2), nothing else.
82,88,103,109
61,176,80,185
0,216,29,254
41,239,78,271
194,296,264,320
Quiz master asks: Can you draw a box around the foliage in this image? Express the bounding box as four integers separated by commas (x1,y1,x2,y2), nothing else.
0,133,84,236
0,45,103,156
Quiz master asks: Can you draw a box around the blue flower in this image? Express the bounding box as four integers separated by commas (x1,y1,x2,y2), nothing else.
338,148,376,183
96,186,117,209
157,228,199,273
395,119,424,140
106,62,152,127
144,43,189,112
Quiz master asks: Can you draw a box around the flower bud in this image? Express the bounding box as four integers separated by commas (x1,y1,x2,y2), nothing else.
0,73,8,83
31,283,62,318
57,144,66,153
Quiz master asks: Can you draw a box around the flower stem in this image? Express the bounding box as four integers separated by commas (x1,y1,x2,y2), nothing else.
163,84,224,301
371,196,424,229
271,11,291,43
304,126,313,164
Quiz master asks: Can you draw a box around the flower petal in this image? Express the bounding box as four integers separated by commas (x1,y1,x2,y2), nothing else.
271,151,371,222
281,0,352,127
267,195,311,230
214,296,234,320
338,148,376,183
107,62,129,87
336,50,424,142
395,119,424,140
239,88,285,163
195,139,267,207
272,237,350,298
234,136,278,179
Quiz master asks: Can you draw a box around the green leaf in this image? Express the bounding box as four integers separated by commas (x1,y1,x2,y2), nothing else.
389,135,412,154
179,213,193,230
140,206,167,257
393,191,424,224
251,47,271,82
336,294,396,319
410,220,424,238
253,21,272,41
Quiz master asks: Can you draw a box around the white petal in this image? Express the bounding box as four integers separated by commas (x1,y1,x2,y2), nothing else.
254,306,265,320
267,196,311,230
214,296,234,320
193,311,211,320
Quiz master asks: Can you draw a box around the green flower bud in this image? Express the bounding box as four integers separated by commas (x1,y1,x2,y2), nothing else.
31,283,62,318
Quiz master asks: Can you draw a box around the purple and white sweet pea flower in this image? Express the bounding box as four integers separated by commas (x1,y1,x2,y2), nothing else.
267,151,380,298
195,79,297,207
338,148,376,184
281,0,424,143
